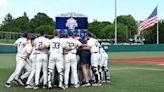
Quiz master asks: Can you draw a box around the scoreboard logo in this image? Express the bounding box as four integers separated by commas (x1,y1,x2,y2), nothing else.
66,18,78,30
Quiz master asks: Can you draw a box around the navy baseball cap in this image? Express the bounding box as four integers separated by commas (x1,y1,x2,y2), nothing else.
87,31,96,38
31,35,36,40
86,31,92,37
68,31,73,36
74,33,80,37
60,33,68,38
22,32,29,38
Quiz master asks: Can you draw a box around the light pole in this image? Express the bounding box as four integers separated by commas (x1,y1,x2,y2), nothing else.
114,0,117,44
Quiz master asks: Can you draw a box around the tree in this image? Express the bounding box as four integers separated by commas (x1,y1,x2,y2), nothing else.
35,25,54,35
143,19,164,44
2,13,13,25
0,13,14,32
30,12,54,32
117,15,137,41
13,12,32,32
100,23,128,42
88,20,111,38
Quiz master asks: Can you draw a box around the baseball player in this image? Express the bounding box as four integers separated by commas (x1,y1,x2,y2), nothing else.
25,35,37,88
99,47,111,83
47,31,65,89
5,32,29,87
64,32,82,88
86,32,101,86
33,31,49,89
5,36,33,87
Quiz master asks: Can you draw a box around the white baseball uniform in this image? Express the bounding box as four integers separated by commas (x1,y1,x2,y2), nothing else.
99,47,110,82
87,38,101,67
7,43,33,84
6,37,27,84
26,48,37,85
87,37,101,83
99,48,108,68
34,37,49,86
64,37,82,86
48,37,65,87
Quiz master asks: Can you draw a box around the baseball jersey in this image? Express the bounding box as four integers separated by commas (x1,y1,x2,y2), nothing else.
15,37,27,53
49,38,64,53
87,38,100,53
100,47,106,53
19,43,33,59
64,38,82,54
34,37,49,54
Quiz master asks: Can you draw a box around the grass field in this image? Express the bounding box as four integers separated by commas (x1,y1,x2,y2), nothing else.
1,52,164,92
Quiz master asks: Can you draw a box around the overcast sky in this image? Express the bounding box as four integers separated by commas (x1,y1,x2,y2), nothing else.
0,0,163,23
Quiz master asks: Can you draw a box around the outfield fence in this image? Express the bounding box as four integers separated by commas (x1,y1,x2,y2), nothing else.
1,44,164,53
103,44,164,52
0,31,22,40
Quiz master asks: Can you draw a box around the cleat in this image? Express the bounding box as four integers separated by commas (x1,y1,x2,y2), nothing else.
65,85,68,89
15,79,24,86
58,84,65,90
101,80,106,83
5,83,11,88
25,85,33,89
107,79,111,83
81,83,91,87
12,80,19,85
33,85,39,90
42,85,47,89
48,82,52,89
74,84,80,88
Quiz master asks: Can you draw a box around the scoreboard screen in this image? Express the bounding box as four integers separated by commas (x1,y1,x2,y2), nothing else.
56,17,88,29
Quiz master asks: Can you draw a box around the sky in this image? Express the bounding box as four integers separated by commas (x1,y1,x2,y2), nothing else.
0,0,163,23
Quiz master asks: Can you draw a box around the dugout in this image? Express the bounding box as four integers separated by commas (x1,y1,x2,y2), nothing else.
56,12,88,39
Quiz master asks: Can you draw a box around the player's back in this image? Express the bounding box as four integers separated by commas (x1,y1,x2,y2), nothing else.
35,37,49,54
15,37,27,53
87,38,100,53
64,38,82,54
49,38,64,53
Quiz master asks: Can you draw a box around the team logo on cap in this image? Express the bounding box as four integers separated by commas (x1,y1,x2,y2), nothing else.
66,18,78,30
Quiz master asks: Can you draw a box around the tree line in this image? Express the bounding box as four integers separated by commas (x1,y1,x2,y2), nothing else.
0,12,164,44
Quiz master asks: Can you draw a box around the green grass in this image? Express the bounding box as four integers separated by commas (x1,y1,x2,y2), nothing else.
0,52,164,92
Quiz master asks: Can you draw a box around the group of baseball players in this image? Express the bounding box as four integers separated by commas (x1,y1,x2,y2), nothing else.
5,30,111,90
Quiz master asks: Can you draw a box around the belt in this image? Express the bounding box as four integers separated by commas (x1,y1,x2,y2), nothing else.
64,53,76,55
50,52,63,54
20,57,27,60
20,57,31,65
80,50,90,52
92,52,98,53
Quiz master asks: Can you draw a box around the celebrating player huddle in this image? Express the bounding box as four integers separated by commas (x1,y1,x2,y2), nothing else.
5,31,111,90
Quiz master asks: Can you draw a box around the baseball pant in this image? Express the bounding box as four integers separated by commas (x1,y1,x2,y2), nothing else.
64,53,78,85
91,53,101,83
35,53,48,86
26,54,36,85
7,57,29,83
48,53,64,85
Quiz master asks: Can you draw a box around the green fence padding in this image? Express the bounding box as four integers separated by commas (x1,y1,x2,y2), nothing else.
0,45,16,53
102,44,164,52
1,44,164,53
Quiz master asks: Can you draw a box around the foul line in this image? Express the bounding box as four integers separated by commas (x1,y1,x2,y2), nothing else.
110,67,164,71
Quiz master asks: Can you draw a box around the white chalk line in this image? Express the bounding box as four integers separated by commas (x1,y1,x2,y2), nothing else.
110,67,164,71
